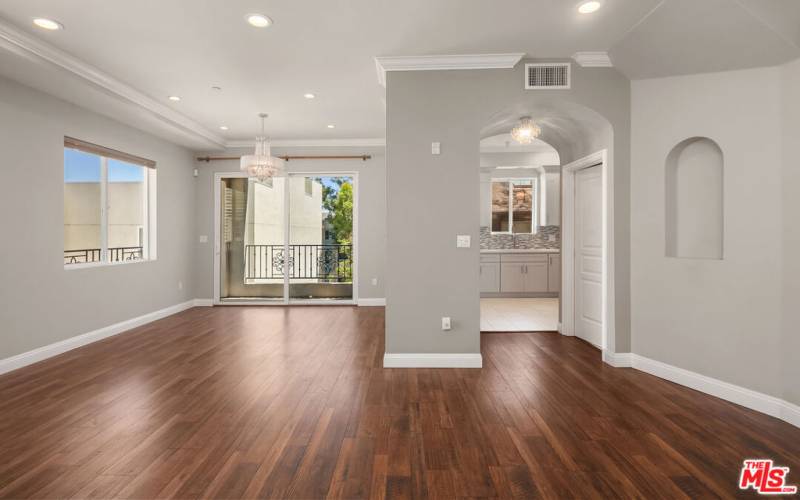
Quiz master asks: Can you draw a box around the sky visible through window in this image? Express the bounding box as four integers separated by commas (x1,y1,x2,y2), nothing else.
64,148,145,183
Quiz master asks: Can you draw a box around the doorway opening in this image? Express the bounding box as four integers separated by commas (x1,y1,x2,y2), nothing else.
477,100,615,362
478,133,561,332
214,172,357,304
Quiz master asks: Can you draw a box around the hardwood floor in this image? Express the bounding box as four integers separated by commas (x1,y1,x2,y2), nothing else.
0,306,798,499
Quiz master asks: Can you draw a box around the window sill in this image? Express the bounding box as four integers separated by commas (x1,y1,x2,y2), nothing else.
64,258,156,271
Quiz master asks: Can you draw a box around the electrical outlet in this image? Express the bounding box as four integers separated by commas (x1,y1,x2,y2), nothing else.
371,277,378,286
431,142,441,155
441,317,451,330
199,235,208,243
456,235,471,248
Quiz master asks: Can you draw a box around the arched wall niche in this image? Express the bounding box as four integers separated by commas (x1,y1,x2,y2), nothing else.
665,137,724,260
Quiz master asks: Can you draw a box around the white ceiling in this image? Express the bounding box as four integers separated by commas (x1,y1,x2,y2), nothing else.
0,0,798,150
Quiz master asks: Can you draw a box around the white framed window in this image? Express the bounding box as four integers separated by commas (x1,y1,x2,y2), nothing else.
63,137,156,267
491,178,537,234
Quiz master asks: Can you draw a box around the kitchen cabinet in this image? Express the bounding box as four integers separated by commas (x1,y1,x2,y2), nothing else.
481,251,560,295
500,262,526,292
479,255,501,293
480,254,501,293
548,253,561,292
523,260,549,292
500,254,549,293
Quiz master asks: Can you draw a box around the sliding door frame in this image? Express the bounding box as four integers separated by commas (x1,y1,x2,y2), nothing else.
213,171,358,305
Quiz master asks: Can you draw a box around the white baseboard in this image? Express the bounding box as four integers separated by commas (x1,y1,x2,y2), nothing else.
0,299,199,376
383,353,482,368
780,401,800,428
358,298,386,307
608,352,798,429
602,350,632,367
193,298,214,307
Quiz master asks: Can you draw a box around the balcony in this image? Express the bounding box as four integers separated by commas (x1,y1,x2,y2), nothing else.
244,244,353,282
64,246,143,265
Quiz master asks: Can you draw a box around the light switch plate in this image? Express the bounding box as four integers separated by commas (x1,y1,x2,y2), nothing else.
199,235,208,243
441,317,451,330
456,235,471,248
431,142,441,155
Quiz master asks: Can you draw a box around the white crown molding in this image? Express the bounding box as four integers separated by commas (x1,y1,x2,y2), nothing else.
225,138,386,149
572,51,613,67
375,53,526,87
0,19,226,149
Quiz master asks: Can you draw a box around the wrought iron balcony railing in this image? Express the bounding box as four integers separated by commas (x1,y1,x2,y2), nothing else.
64,246,143,265
245,244,352,282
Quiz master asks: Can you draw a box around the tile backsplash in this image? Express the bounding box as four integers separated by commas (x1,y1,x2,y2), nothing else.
480,226,560,250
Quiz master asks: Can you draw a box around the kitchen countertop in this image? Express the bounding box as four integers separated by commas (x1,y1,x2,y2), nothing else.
480,248,560,254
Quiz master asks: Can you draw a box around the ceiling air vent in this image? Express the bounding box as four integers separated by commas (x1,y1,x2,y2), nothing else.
525,63,571,90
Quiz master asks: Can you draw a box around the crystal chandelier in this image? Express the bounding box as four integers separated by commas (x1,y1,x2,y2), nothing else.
240,113,284,182
510,116,541,144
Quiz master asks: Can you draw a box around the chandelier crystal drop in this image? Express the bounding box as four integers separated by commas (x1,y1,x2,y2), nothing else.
510,116,541,145
240,113,284,182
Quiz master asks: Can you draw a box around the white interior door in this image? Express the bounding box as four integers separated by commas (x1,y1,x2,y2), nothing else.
575,165,603,347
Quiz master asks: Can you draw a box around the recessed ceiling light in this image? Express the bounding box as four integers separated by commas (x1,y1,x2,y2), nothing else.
33,18,63,30
168,95,181,102
578,1,602,14
220,126,229,131
246,14,272,28
304,93,316,99
327,124,336,129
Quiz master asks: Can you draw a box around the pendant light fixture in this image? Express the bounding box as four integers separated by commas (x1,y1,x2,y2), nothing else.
240,113,284,182
510,116,542,144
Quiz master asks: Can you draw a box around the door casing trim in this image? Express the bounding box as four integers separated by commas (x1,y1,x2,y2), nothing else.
561,150,616,362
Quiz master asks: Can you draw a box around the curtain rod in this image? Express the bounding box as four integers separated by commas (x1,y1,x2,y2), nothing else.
196,155,371,162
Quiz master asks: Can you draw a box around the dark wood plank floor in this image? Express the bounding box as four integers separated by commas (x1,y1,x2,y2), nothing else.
0,306,798,499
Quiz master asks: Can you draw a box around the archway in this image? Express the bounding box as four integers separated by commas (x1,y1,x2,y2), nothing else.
477,99,617,361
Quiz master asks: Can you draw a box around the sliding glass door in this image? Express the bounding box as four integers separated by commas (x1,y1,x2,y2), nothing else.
288,175,354,300
217,173,355,303
219,176,285,300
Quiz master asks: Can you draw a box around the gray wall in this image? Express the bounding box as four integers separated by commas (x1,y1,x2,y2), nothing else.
192,147,386,300
0,75,196,360
781,59,800,405
630,66,788,402
385,61,631,355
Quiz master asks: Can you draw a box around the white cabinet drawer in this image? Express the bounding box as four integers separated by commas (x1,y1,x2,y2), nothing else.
480,254,501,263
500,253,548,263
